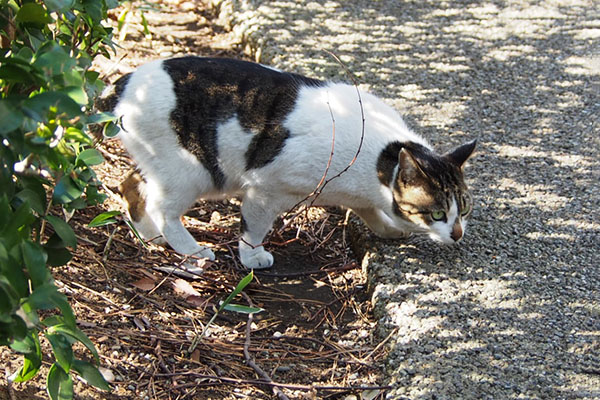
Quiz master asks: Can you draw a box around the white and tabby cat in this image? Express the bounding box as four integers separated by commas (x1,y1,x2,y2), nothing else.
97,57,476,269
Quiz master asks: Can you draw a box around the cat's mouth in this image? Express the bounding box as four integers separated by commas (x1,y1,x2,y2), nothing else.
428,232,462,245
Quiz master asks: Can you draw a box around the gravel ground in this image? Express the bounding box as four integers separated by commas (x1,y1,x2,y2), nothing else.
211,0,600,398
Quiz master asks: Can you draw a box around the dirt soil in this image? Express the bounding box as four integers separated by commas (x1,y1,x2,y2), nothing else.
0,2,387,400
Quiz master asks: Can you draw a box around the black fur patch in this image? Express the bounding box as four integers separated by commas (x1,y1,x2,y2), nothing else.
162,57,324,187
377,141,462,188
376,141,403,186
96,73,132,112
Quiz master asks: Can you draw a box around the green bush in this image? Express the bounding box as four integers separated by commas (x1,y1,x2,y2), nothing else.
0,0,118,398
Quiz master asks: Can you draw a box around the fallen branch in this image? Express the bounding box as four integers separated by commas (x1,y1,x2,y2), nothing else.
243,309,290,400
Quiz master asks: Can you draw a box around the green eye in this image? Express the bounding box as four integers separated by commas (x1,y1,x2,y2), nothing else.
431,210,446,221
461,195,472,216
461,203,472,216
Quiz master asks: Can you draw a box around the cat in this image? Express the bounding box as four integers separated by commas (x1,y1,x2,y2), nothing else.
96,57,476,270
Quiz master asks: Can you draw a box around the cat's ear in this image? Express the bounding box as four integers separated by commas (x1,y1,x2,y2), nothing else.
444,139,477,169
398,148,428,184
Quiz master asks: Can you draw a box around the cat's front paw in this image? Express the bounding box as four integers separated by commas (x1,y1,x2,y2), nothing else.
240,248,274,269
194,247,216,261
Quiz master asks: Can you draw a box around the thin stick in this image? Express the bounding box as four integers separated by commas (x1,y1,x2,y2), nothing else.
102,225,118,262
253,262,356,278
361,327,399,363
244,311,290,400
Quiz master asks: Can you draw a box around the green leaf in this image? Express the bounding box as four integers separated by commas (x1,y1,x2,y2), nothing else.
87,111,115,124
85,185,107,206
16,3,53,25
88,210,121,227
45,247,73,266
85,70,100,83
41,315,63,327
76,148,104,166
15,188,46,215
47,363,74,400
24,91,82,119
123,219,148,248
44,0,75,12
45,215,77,248
27,284,76,327
0,64,37,83
102,120,120,137
28,283,60,310
9,332,42,383
117,7,129,30
62,69,84,87
33,43,76,77
64,127,94,146
72,359,110,391
1,315,27,341
222,303,264,314
82,0,103,23
9,325,37,353
62,86,88,105
48,324,100,364
0,99,25,135
140,11,150,38
0,243,28,297
46,333,74,373
0,284,13,314
53,176,84,204
15,47,35,63
22,241,50,288
218,271,254,312
0,273,20,307
2,202,35,241
44,231,74,264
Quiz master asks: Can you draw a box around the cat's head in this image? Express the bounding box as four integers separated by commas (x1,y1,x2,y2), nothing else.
390,140,477,244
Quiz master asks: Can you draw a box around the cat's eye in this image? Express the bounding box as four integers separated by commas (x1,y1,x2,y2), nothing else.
460,194,472,216
461,203,472,216
431,211,446,221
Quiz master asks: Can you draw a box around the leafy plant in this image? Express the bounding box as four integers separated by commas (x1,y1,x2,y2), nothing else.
187,270,263,353
0,0,118,398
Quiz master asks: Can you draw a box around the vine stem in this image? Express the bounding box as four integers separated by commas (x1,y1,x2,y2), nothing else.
274,50,366,236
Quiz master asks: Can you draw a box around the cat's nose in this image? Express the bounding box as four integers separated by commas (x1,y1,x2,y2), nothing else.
451,223,463,242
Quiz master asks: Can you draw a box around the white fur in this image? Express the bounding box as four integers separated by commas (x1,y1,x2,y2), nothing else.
429,197,460,244
111,60,454,269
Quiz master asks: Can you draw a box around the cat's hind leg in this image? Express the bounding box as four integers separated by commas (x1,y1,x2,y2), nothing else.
143,179,215,262
352,208,411,239
119,170,165,245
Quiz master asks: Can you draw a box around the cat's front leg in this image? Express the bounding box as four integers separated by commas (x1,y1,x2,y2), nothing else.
352,208,411,239
238,190,293,269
